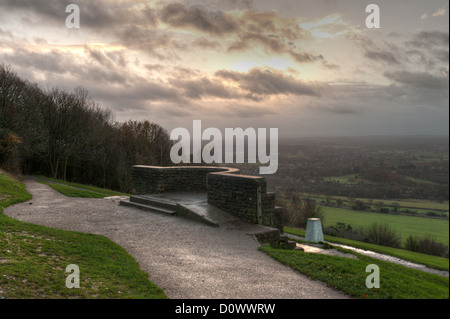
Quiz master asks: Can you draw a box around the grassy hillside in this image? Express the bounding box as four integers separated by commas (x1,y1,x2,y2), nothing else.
0,172,166,299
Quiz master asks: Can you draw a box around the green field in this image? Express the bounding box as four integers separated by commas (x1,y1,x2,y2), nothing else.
324,174,360,184
326,173,440,187
299,192,449,212
322,206,449,245
405,176,439,185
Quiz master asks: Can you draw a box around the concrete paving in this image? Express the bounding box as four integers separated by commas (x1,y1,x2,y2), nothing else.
4,179,350,299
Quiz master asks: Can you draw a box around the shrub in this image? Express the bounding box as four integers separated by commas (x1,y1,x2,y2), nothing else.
0,130,23,173
365,223,402,248
323,223,367,242
285,194,325,229
404,235,420,252
418,235,449,258
405,234,449,258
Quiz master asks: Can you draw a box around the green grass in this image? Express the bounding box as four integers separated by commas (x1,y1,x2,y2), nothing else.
34,175,129,197
0,171,167,299
36,180,108,199
284,227,449,271
321,206,449,245
0,172,33,210
260,245,449,299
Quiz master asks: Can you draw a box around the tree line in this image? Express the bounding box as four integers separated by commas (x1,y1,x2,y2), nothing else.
0,63,173,192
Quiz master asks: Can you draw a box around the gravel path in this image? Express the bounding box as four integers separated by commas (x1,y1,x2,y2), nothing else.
4,179,349,299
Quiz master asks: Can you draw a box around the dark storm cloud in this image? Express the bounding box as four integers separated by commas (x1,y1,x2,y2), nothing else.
2,0,67,21
0,46,189,106
0,0,157,30
162,65,320,103
227,32,287,53
0,0,323,64
95,81,185,106
289,51,323,63
240,10,306,41
215,68,318,97
169,77,234,100
384,71,449,90
115,26,176,60
361,30,449,93
406,31,449,48
160,2,239,36
157,2,320,64
364,50,400,65
2,48,68,74
363,30,449,67
192,37,223,50
1,48,130,86
167,66,318,102
227,31,322,64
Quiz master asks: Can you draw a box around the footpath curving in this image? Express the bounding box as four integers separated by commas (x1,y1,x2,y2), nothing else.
4,179,349,299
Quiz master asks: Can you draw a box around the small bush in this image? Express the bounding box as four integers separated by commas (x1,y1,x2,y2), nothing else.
0,131,23,173
404,235,420,252
420,235,448,258
406,235,449,258
323,223,367,242
289,198,325,229
365,223,402,248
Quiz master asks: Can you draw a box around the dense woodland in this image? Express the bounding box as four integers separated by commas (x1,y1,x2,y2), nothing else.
0,63,173,192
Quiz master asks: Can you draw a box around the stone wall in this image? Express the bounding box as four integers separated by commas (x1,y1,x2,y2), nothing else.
207,172,283,230
131,165,239,194
130,165,282,230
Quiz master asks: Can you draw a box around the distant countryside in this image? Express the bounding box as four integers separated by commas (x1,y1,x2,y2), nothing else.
226,136,449,255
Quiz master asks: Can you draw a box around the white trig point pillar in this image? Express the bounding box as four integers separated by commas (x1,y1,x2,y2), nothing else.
305,218,324,243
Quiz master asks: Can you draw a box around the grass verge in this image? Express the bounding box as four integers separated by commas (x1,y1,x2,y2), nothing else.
35,180,108,198
284,227,449,271
34,175,130,197
0,172,166,299
260,245,449,299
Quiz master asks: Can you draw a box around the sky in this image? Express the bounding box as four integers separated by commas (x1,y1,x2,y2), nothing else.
0,0,448,138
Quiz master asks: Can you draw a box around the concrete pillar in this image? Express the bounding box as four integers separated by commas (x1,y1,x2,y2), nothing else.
305,218,324,243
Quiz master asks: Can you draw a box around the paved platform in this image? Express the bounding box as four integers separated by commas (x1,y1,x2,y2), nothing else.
122,192,281,240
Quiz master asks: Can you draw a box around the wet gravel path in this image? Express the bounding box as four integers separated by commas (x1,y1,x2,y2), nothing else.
4,179,349,299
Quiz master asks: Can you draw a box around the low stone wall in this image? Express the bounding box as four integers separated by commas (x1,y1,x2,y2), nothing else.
131,165,239,194
207,172,283,230
130,165,282,230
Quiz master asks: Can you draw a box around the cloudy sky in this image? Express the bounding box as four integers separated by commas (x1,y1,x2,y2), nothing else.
0,0,448,138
